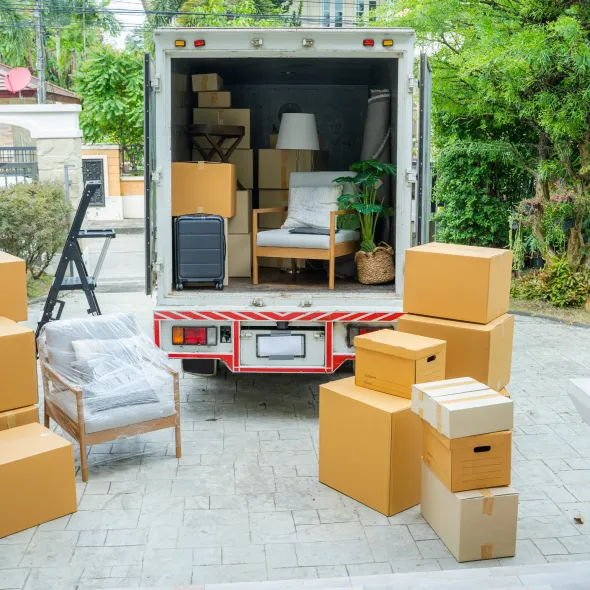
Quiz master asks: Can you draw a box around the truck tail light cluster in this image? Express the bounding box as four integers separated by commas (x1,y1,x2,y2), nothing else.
172,326,217,346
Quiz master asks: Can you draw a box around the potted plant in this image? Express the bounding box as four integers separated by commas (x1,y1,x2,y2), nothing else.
334,160,396,285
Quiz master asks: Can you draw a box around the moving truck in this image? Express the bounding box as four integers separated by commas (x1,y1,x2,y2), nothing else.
146,27,432,375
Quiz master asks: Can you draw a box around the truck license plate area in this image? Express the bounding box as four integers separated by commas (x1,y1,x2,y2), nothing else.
256,334,305,359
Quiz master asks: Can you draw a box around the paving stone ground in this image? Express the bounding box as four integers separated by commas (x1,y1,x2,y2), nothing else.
2,294,590,589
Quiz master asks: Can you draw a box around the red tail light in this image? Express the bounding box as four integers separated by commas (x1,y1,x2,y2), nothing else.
194,40,206,47
185,327,207,345
363,39,375,47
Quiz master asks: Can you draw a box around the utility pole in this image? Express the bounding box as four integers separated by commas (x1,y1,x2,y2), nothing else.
33,0,46,104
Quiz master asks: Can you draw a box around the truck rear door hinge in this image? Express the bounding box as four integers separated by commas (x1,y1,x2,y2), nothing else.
151,73,161,92
405,168,417,184
151,168,162,184
408,76,419,93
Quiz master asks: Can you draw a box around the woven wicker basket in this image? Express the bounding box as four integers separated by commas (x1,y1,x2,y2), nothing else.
355,243,395,285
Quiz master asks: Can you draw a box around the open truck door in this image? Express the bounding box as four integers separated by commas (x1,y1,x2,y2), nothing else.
144,53,157,295
416,53,433,245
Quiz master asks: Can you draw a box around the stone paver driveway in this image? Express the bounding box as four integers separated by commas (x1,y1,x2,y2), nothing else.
2,313,590,590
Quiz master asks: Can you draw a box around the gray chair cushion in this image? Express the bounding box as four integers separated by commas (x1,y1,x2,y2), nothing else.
257,228,359,250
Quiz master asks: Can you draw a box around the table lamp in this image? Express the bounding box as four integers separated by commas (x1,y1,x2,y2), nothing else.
276,113,320,170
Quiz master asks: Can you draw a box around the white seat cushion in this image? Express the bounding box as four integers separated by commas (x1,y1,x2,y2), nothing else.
257,228,359,250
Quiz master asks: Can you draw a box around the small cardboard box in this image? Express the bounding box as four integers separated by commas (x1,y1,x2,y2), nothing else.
258,190,289,229
0,405,38,431
404,243,512,324
192,73,223,92
258,149,329,189
423,423,512,492
228,190,252,235
0,252,27,322
0,317,38,413
421,461,518,562
354,329,446,399
198,91,231,108
412,377,514,439
228,234,252,277
319,377,422,516
172,162,236,218
193,108,250,148
0,423,77,538
398,314,514,392
195,149,253,190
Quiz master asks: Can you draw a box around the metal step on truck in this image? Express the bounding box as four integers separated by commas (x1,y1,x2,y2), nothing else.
145,27,432,375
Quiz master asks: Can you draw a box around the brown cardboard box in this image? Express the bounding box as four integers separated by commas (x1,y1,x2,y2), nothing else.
258,189,288,228
319,377,422,516
354,330,446,399
423,423,512,492
228,234,252,277
0,405,38,431
172,162,236,218
397,314,514,392
421,461,518,562
270,133,278,149
0,252,27,322
193,108,250,148
0,423,77,538
404,243,512,324
194,149,253,189
0,317,38,413
198,91,231,108
228,191,252,235
192,73,223,92
258,149,329,189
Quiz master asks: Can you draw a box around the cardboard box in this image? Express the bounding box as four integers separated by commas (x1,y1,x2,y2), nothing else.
423,423,512,492
194,149,253,189
404,243,513,324
421,461,518,562
228,234,252,277
398,314,514,392
354,329,446,399
192,73,223,92
171,162,236,218
412,377,514,438
258,149,329,189
270,133,278,148
193,108,250,149
319,377,422,516
228,190,252,235
0,405,38,431
500,387,510,398
198,91,231,108
0,317,38,413
0,423,77,538
258,189,288,228
0,252,27,322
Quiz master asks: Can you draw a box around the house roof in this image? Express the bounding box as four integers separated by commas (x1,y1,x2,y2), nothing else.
0,63,79,102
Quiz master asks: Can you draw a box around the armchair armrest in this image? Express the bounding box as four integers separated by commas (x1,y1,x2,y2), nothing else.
330,209,357,245
42,364,83,399
253,207,288,215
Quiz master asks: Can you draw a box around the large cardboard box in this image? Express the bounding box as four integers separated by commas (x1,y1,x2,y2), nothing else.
228,234,252,278
0,423,77,538
398,314,514,392
258,189,288,228
354,330,446,399
258,149,329,189
412,377,514,438
192,73,223,92
404,243,512,324
172,162,236,218
319,377,422,516
0,252,27,322
0,405,38,431
423,423,511,492
193,108,251,149
0,317,38,413
228,190,252,235
421,461,518,562
198,91,231,108
194,149,253,189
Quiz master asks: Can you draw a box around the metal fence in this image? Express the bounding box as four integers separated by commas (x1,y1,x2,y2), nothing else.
0,147,38,187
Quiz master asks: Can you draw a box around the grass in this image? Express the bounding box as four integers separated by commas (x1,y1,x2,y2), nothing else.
27,274,53,299
510,298,590,325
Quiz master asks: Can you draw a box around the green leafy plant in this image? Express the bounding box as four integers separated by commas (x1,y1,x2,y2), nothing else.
334,160,396,252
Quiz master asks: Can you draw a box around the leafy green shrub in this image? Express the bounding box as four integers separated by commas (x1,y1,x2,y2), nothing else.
510,272,545,300
0,182,70,279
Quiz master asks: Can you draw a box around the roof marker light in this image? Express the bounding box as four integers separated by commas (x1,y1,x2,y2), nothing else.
194,39,206,47
383,39,394,47
174,40,186,47
363,39,375,47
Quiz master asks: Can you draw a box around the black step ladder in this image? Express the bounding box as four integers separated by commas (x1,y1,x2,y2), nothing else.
36,180,116,338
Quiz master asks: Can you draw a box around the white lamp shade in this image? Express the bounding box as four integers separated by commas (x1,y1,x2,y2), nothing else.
276,113,320,151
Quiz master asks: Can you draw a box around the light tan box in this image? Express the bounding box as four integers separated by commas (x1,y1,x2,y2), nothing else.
258,149,329,189
404,243,513,324
229,191,252,235
228,234,252,278
0,252,27,322
423,422,512,493
194,149,253,189
193,108,250,149
258,189,288,229
172,162,236,218
0,405,38,431
319,377,422,516
0,317,38,413
354,329,446,399
398,314,514,392
198,91,231,108
412,377,514,439
0,423,77,538
421,461,518,562
192,73,223,92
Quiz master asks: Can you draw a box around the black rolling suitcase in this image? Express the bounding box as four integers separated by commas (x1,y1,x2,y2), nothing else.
174,214,225,290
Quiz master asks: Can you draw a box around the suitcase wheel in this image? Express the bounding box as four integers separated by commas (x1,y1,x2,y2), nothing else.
177,283,184,291
215,282,223,291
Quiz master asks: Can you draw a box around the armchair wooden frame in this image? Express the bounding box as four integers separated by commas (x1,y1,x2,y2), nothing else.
252,208,359,290
40,355,182,482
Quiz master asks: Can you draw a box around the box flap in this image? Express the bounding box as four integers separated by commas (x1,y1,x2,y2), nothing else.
0,423,71,465
400,314,509,333
0,252,24,264
448,429,512,450
355,330,445,360
409,243,510,259
0,317,32,338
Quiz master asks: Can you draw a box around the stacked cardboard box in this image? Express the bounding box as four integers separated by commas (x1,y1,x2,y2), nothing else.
228,190,252,278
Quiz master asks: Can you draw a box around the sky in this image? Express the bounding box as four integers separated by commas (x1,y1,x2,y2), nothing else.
108,0,146,47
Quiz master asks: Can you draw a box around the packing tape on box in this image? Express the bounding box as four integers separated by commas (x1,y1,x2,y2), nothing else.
200,75,209,90
419,379,478,392
197,161,205,169
418,390,424,401
436,405,442,432
480,543,494,559
418,407,424,419
280,151,288,189
7,414,16,428
481,489,494,516
210,93,218,106
439,393,501,406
